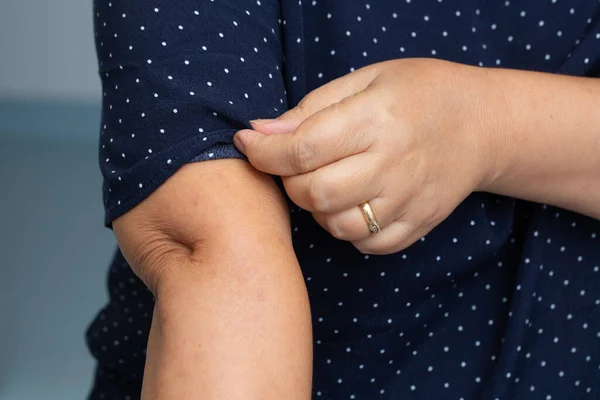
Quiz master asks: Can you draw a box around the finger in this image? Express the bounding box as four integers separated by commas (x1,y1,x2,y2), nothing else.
282,152,385,213
250,64,381,135
310,168,422,242
352,219,418,255
235,88,379,176
311,196,399,242
351,212,439,256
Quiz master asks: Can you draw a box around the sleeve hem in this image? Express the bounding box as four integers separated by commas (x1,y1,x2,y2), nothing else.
103,128,245,228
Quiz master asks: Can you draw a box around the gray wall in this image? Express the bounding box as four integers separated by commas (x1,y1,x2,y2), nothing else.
1,1,115,399
0,0,101,104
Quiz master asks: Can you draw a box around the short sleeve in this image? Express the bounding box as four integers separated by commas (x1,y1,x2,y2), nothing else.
93,0,289,228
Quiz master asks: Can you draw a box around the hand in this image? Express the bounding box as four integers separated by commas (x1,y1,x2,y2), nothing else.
234,58,505,255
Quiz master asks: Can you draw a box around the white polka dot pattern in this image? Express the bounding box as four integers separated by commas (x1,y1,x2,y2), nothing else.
88,0,600,399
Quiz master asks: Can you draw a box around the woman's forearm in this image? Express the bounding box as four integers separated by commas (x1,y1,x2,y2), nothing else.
143,236,312,400
483,68,600,219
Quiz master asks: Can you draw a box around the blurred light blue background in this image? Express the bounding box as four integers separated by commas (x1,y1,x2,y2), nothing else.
1,1,117,398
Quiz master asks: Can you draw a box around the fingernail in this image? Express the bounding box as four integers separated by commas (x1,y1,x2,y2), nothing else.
249,119,276,126
250,118,297,134
233,133,246,155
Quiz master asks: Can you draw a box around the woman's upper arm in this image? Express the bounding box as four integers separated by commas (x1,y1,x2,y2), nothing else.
93,0,289,228
112,158,293,294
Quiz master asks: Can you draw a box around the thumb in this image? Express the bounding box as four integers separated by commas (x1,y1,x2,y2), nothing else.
233,128,299,176
249,115,300,135
249,101,309,134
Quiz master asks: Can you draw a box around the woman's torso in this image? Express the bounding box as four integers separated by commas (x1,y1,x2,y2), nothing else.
88,1,600,398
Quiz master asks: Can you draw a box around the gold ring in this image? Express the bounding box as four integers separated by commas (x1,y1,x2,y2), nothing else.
359,201,380,234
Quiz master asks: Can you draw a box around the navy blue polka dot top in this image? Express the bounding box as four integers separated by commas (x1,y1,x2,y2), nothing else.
87,1,600,399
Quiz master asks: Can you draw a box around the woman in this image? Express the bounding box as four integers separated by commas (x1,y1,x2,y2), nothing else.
87,0,600,398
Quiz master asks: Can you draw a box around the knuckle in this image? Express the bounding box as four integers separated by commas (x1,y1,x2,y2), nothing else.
296,86,326,115
325,214,347,240
422,202,443,227
283,177,303,205
375,99,396,125
327,99,345,117
292,137,315,173
374,90,400,125
353,242,372,255
306,183,328,213
296,94,313,114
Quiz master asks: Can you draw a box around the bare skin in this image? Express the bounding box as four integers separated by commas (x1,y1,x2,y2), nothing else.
113,159,313,400
235,58,600,254
112,58,600,398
